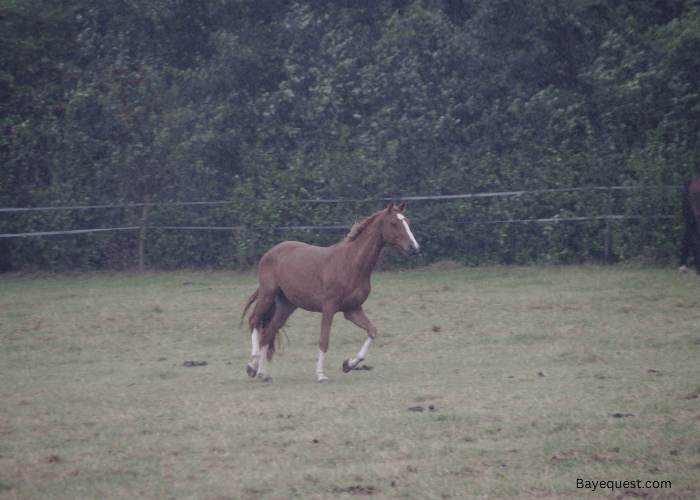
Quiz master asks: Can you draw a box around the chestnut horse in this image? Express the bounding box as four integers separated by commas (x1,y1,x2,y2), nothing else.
680,174,700,274
241,200,419,382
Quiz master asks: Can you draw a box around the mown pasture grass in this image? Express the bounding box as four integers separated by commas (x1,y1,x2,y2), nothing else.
0,265,699,499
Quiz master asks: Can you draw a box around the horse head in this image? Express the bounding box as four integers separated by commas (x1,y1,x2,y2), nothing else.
381,200,419,257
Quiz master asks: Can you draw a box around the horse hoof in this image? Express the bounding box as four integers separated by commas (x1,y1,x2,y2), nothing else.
260,375,273,383
342,359,352,373
317,378,331,384
246,364,258,378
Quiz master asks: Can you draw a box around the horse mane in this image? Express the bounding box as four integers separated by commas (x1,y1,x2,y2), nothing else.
345,210,383,242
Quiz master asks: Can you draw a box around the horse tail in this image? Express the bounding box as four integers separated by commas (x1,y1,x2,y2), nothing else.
241,288,260,331
262,324,286,361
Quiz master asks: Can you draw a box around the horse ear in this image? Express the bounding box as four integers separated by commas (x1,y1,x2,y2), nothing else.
397,200,406,212
386,200,395,213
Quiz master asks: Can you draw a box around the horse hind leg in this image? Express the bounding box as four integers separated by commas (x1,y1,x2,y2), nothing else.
246,291,277,379
256,293,297,382
256,344,272,382
247,328,262,378
249,332,274,382
247,326,275,381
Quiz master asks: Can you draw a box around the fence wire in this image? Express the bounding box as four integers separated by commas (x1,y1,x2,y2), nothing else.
0,185,683,212
0,186,682,238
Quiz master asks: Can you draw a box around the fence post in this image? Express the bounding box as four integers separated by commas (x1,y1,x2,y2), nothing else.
235,225,247,271
603,194,613,264
139,198,149,271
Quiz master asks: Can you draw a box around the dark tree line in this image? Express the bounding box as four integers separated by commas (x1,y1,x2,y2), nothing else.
1,0,699,271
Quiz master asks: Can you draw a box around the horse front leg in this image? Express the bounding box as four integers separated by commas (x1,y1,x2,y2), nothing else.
316,308,335,383
342,307,377,373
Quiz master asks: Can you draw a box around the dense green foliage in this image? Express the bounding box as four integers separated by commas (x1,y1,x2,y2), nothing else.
1,0,699,271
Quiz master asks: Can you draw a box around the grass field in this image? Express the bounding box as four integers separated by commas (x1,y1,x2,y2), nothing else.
1,263,699,499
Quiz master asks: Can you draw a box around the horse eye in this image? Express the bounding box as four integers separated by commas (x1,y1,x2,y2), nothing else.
391,223,397,228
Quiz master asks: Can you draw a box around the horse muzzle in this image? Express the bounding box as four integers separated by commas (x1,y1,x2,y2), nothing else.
405,243,419,257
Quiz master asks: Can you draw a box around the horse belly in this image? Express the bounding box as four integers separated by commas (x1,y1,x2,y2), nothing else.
281,284,324,313
338,285,371,312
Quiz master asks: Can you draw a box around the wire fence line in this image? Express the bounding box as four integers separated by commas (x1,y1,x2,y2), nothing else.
0,227,143,238
0,216,679,239
0,185,682,238
0,185,684,213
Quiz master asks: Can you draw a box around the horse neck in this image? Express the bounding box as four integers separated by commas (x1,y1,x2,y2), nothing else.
345,217,385,277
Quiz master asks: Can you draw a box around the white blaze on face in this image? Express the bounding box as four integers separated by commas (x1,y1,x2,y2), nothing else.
397,214,419,250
